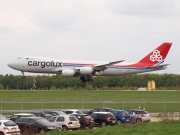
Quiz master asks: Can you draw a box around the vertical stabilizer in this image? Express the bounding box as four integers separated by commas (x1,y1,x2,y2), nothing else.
138,42,172,65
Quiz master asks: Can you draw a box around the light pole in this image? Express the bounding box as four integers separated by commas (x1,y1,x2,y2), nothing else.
41,99,43,111
82,98,84,111
1,99,2,114
143,98,145,110
164,100,166,112
21,99,23,111
123,99,124,110
62,99,63,110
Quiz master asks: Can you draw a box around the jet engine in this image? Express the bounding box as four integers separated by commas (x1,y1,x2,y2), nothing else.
79,67,93,75
62,69,75,77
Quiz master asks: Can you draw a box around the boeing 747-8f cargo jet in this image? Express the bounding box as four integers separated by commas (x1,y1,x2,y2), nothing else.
8,42,172,82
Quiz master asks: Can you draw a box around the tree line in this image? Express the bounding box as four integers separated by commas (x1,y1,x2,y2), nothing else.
0,74,180,90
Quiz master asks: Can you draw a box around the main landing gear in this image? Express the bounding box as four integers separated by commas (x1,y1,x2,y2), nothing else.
80,76,93,82
21,71,25,78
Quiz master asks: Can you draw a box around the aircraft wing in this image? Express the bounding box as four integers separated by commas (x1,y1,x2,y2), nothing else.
93,60,124,71
145,64,170,69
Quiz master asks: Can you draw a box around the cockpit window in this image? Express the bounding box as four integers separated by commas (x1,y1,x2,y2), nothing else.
26,58,29,60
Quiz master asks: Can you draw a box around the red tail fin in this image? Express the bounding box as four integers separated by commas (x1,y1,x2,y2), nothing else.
138,42,172,65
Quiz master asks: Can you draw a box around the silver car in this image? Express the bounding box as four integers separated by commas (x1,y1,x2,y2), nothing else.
128,109,151,123
48,115,80,131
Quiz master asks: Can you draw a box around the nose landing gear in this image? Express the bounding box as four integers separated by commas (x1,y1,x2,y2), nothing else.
21,71,25,78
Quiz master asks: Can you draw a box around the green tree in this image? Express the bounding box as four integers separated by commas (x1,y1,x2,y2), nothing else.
0,84,4,90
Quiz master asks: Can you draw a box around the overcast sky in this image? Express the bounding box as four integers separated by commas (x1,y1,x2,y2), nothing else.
1,0,180,75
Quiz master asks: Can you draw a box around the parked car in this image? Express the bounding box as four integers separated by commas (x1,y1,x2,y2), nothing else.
128,109,151,123
48,115,80,131
90,112,116,127
33,112,53,119
73,114,95,129
86,108,114,115
0,120,20,135
15,117,61,134
9,113,35,122
112,110,130,124
0,114,8,120
44,111,67,116
63,109,83,115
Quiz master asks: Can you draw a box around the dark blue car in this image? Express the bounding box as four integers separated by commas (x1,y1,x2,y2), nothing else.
112,110,130,124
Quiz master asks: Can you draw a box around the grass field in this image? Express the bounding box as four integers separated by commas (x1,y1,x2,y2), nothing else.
0,90,180,112
40,121,180,135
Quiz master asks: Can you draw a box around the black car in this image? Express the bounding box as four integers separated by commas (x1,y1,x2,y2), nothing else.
90,112,116,127
86,108,114,115
33,112,53,119
15,117,61,134
73,114,95,129
9,113,35,122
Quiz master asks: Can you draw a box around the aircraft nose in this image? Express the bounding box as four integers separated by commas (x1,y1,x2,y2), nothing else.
7,62,16,68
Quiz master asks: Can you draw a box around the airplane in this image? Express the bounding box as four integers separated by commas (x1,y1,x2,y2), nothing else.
8,42,172,82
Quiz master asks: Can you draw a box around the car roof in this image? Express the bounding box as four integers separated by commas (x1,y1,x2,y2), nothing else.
0,120,13,122
93,112,112,114
13,113,33,115
63,109,80,111
129,109,146,111
20,116,45,119
73,113,88,115
94,108,113,109
114,110,125,111
13,113,34,116
51,115,72,118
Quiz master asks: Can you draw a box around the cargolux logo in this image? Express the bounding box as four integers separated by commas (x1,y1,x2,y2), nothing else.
150,50,162,62
28,61,62,68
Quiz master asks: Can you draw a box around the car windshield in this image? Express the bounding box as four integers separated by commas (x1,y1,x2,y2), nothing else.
57,111,66,115
4,121,17,126
84,115,92,119
65,111,73,114
0,115,8,120
37,118,51,124
139,111,148,114
69,116,79,121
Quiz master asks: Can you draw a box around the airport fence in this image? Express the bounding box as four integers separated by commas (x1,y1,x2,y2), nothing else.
0,100,180,114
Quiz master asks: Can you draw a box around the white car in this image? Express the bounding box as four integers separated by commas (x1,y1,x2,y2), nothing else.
62,109,83,115
48,115,80,131
0,120,20,135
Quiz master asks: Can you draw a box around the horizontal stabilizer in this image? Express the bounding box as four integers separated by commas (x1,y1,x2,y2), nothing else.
145,64,170,69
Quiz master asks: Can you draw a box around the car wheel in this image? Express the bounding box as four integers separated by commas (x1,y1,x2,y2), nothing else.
62,125,68,131
0,132,4,135
136,118,142,123
88,124,93,129
117,120,122,125
40,129,45,133
101,122,107,127
80,124,85,130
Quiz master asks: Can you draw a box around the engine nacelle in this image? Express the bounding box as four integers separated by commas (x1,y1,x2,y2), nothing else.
62,70,75,77
80,67,93,75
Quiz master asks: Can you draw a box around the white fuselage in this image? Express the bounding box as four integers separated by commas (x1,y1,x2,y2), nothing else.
8,56,166,76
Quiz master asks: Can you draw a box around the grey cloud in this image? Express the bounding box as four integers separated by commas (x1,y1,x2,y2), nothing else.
106,0,180,17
